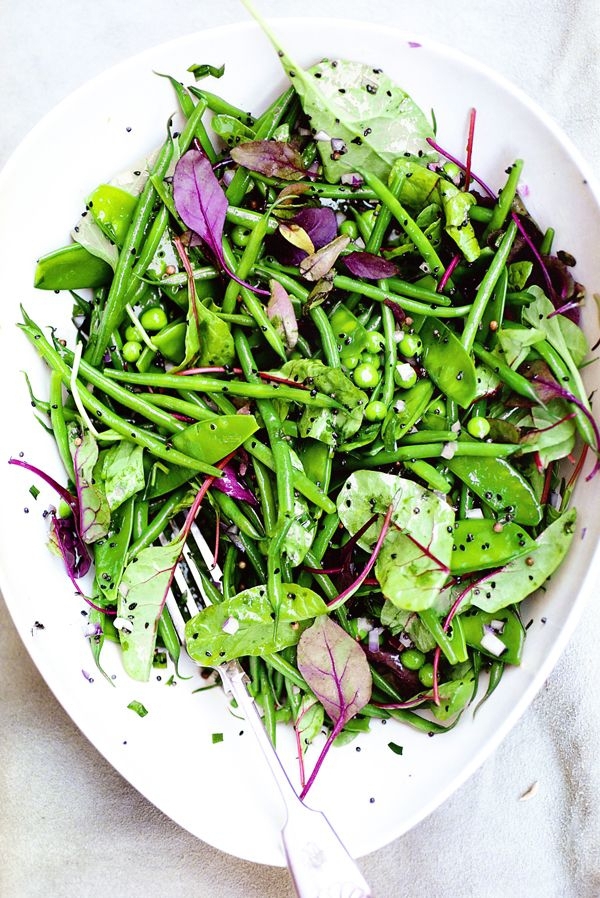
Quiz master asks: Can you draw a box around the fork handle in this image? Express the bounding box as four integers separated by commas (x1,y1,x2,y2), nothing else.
223,663,371,897
282,802,372,898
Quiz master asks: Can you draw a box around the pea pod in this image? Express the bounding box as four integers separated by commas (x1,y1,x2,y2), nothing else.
445,455,542,526
172,415,259,465
34,243,113,290
330,304,368,359
460,608,524,665
420,317,478,408
450,519,537,575
93,497,135,605
376,377,434,452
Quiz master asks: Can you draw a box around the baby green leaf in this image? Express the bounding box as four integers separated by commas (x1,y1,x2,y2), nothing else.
241,0,434,182
337,470,455,611
101,440,145,511
68,421,110,544
118,538,184,681
185,583,327,665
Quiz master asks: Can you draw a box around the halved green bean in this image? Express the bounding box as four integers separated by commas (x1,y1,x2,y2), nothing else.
49,370,74,480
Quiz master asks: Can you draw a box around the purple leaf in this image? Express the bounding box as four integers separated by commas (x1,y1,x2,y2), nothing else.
50,512,92,579
271,206,338,265
231,140,306,180
343,250,399,280
267,279,298,349
173,149,269,296
173,149,228,267
297,615,372,796
210,462,258,506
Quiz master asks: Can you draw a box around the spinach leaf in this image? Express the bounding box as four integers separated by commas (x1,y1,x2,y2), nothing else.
68,421,110,544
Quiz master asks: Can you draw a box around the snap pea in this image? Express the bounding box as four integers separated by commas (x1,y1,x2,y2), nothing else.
34,243,113,291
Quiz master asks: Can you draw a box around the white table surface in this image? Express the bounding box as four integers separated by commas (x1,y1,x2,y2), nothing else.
2,2,600,897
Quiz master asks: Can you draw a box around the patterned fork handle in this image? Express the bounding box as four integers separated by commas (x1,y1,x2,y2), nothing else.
220,662,372,898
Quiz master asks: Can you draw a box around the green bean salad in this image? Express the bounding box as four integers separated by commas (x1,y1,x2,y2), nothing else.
16,3,599,794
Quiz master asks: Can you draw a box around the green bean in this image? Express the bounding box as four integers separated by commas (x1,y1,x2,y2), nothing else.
158,606,182,671
253,457,277,536
310,305,340,367
103,367,341,409
332,276,471,318
539,227,555,256
243,437,336,513
259,665,277,745
359,440,519,467
361,170,446,277
211,490,264,541
188,85,254,122
226,205,278,233
249,172,377,200
461,219,518,352
132,499,149,543
483,159,523,239
237,531,268,581
222,545,237,600
534,339,596,447
19,318,221,475
128,487,191,557
403,459,452,493
472,340,541,404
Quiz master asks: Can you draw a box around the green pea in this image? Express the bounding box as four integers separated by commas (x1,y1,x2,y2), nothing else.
418,663,435,687
402,648,425,670
339,219,359,240
467,416,491,439
398,332,423,358
231,224,252,247
361,351,382,369
140,306,168,332
342,354,360,371
124,325,140,342
364,400,387,422
364,330,385,354
353,363,381,389
393,362,418,389
122,340,142,363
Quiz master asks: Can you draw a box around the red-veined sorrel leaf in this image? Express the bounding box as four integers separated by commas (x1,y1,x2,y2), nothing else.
267,279,298,350
231,140,306,180
343,250,399,280
297,615,371,796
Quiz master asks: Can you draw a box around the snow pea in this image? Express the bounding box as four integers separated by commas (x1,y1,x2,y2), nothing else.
420,318,477,408
93,497,135,605
460,608,524,665
152,321,187,364
330,304,369,360
34,243,113,290
419,609,468,665
450,519,537,575
445,455,542,526
172,415,259,465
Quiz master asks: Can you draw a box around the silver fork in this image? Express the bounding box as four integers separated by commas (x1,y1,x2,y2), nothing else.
162,519,372,898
